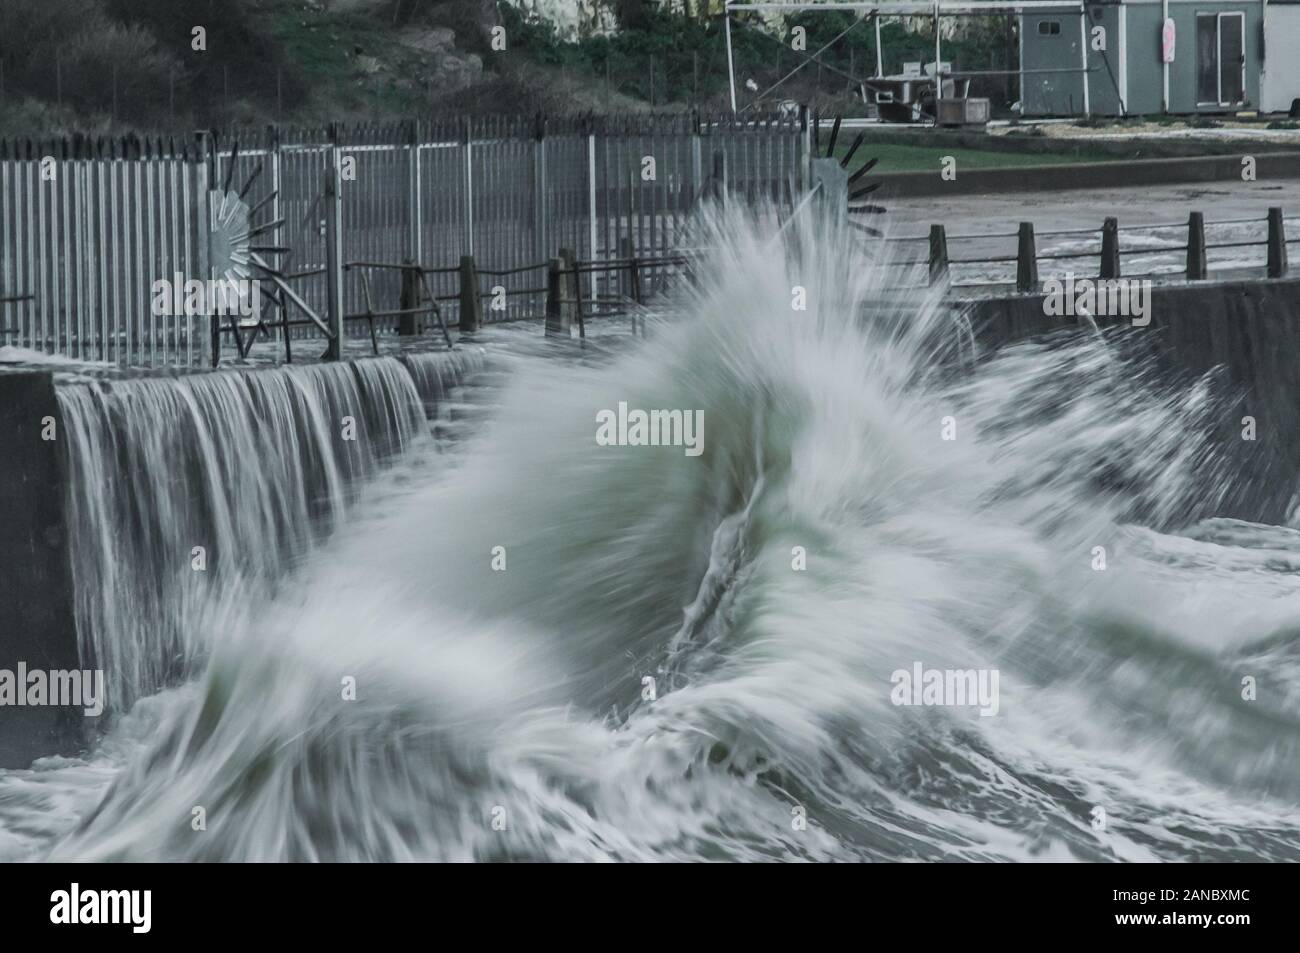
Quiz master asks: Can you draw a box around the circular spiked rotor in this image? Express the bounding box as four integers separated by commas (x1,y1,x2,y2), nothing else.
814,113,885,237
207,137,290,357
209,189,252,284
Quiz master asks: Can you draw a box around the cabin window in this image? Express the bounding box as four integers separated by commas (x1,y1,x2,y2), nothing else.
1037,20,1061,36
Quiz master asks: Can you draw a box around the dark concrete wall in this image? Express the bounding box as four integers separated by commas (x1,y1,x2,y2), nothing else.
964,276,1300,524
0,371,82,768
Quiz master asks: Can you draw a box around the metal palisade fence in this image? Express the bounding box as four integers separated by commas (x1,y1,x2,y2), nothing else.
0,113,809,367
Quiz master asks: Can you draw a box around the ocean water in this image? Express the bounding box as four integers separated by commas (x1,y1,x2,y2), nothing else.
2,204,1298,862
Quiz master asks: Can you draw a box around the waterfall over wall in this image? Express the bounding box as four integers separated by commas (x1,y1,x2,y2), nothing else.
55,349,488,711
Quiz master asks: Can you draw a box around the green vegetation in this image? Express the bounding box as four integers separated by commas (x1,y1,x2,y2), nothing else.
0,0,1024,134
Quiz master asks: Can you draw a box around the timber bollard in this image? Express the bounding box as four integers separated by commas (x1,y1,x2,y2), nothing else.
1267,207,1288,278
398,261,422,336
544,258,564,336
928,224,949,285
1186,212,1207,280
1016,222,1038,294
1100,217,1120,279
559,247,577,333
458,255,481,332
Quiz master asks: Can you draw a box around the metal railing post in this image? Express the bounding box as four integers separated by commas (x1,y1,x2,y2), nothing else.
407,119,421,267
324,125,344,360
194,131,215,367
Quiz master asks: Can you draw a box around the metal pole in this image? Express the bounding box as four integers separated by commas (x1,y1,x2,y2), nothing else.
588,129,598,264
1079,8,1091,116
194,132,213,366
725,6,738,114
534,115,547,272
875,13,884,78
1161,0,1170,113
463,118,474,257
406,120,421,264
324,129,344,360
933,1,942,126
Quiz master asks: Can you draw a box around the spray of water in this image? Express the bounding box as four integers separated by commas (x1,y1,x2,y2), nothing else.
6,203,1299,862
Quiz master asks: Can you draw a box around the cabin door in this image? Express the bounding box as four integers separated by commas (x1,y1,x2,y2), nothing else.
1198,12,1246,106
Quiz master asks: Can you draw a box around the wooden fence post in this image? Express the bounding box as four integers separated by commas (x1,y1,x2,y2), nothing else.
458,255,481,332
398,261,422,336
1100,216,1120,278
1186,211,1207,280
545,258,564,336
1267,207,1288,278
928,224,949,285
559,247,577,332
628,252,643,335
1016,222,1038,293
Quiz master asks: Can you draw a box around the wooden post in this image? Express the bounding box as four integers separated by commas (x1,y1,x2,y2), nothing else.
559,247,577,333
398,261,422,336
544,258,564,336
1016,222,1038,293
1100,216,1120,278
570,256,586,340
1267,207,1288,278
359,269,380,356
928,224,949,285
1186,211,1207,280
458,255,481,332
628,252,643,336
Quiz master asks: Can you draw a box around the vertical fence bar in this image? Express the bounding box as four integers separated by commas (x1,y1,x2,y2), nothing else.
407,120,421,268
97,144,108,361
195,132,213,367
325,127,344,360
59,140,72,356
463,117,474,257
37,143,50,352
1,150,11,346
